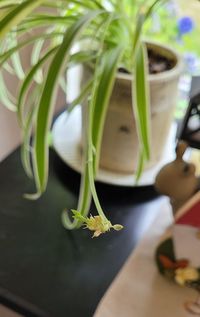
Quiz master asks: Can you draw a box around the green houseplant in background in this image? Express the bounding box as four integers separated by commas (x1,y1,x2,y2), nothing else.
0,0,179,237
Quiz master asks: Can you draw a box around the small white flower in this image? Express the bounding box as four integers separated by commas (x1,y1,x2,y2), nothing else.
175,267,199,286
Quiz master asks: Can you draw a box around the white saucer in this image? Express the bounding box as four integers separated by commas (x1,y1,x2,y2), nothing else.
52,106,177,186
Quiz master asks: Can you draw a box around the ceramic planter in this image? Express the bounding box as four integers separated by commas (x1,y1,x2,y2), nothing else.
81,42,183,174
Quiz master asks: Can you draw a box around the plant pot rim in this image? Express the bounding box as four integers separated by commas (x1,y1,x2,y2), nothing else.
117,40,183,83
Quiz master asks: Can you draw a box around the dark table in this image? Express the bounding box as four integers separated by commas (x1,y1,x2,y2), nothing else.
0,148,164,317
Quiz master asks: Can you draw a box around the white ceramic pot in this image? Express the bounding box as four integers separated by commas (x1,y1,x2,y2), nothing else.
81,42,183,173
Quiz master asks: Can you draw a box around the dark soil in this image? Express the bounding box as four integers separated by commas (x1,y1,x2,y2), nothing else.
119,47,175,75
148,48,175,74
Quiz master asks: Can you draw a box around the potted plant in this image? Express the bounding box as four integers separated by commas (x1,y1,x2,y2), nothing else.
0,0,182,237
79,40,182,174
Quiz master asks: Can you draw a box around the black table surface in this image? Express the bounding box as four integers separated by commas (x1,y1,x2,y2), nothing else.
0,148,164,317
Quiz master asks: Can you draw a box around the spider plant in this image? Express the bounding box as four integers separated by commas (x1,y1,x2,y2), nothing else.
0,0,164,237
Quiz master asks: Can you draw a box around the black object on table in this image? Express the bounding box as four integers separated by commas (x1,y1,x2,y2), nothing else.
0,148,164,317
177,76,200,149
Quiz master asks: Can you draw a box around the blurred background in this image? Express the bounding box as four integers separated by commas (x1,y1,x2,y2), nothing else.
0,0,200,161
144,0,200,118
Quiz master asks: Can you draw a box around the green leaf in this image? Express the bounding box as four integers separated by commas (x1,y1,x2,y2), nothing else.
17,46,58,125
132,41,150,161
68,13,124,222
63,0,104,10
20,93,38,178
132,0,164,55
135,148,145,183
69,50,97,66
10,50,25,80
9,34,25,80
17,14,76,31
32,10,104,196
0,71,16,111
62,131,92,229
2,62,15,75
67,78,93,114
0,0,45,39
0,32,63,67
31,38,45,84
92,46,124,174
0,1,21,8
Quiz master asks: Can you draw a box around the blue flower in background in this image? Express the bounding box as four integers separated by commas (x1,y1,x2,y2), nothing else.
184,52,198,73
178,16,194,35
